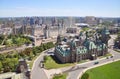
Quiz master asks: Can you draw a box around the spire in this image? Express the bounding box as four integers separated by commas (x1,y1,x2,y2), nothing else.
57,35,62,44
86,31,89,39
79,32,83,37
102,27,110,35
70,39,76,50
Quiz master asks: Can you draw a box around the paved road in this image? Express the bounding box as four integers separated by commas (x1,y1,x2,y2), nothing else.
108,35,117,48
0,44,33,53
31,51,47,79
31,48,54,79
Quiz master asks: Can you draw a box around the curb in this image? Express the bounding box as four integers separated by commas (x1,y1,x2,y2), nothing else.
31,48,54,79
78,59,120,79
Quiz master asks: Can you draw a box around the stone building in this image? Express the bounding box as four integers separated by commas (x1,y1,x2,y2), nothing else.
54,28,110,63
16,59,30,79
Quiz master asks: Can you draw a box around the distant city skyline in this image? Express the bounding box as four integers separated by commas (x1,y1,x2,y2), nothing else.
0,0,120,17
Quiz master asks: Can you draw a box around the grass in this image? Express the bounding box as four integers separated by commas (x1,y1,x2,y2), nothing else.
53,73,67,79
81,27,90,32
81,60,120,79
78,60,89,64
44,56,74,69
98,53,112,58
44,54,110,69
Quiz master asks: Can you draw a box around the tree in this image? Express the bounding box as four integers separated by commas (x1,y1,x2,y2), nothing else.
23,48,33,56
81,73,89,79
0,61,3,73
0,54,5,61
2,58,18,72
11,58,18,71
0,35,4,44
2,58,11,72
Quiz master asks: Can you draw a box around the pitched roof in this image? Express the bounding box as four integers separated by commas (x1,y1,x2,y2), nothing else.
102,27,110,35
55,45,70,57
84,38,97,50
76,46,87,54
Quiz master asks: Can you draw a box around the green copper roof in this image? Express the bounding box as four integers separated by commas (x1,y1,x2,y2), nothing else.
84,39,97,50
97,45,103,51
102,27,110,35
102,43,107,49
55,46,70,57
79,32,83,36
70,39,76,47
89,41,97,49
76,47,87,54
97,43,107,51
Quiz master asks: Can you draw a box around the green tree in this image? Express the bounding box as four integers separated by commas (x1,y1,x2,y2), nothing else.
11,58,18,71
2,58,11,72
81,73,89,79
0,54,5,61
2,58,18,72
0,61,3,73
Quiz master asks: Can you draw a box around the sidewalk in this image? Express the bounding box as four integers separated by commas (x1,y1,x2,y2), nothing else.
43,57,108,79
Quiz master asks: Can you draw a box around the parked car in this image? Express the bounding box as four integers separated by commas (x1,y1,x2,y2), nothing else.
94,61,99,65
111,56,113,58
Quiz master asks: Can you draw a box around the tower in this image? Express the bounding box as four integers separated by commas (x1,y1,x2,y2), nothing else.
57,35,62,45
58,23,60,35
79,32,84,45
101,27,110,53
44,25,49,39
101,27,110,45
30,18,35,36
70,39,77,62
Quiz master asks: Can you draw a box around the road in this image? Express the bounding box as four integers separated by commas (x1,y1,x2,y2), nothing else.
0,44,33,53
108,35,117,48
31,52,47,79
31,48,54,79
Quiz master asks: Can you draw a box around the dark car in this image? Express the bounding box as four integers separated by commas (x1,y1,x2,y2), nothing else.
111,56,113,58
94,61,99,65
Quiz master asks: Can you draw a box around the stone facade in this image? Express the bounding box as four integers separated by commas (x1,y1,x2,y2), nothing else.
55,28,110,63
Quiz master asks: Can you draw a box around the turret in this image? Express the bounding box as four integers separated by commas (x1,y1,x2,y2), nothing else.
70,39,76,51
44,25,49,39
79,32,84,45
70,39,77,62
57,35,62,45
101,27,110,45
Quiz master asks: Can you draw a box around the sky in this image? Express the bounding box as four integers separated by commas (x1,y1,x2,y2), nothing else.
0,0,120,17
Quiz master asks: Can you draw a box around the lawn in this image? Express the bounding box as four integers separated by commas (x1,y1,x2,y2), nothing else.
53,73,67,79
44,56,74,69
81,27,90,31
44,55,114,70
81,60,120,79
98,53,112,58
